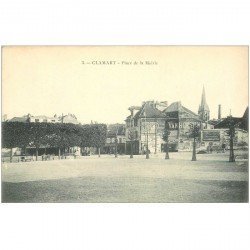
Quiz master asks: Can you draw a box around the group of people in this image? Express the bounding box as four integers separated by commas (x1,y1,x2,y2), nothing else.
207,143,227,153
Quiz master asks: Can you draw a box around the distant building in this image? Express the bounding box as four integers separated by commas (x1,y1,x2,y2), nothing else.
2,114,7,121
214,107,248,132
8,114,30,123
164,101,202,152
125,100,201,154
125,101,166,154
198,86,210,122
58,113,79,124
7,113,79,124
104,124,126,154
28,114,59,123
201,107,249,150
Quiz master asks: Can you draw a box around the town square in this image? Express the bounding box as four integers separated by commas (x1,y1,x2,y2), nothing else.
2,151,248,203
1,46,248,203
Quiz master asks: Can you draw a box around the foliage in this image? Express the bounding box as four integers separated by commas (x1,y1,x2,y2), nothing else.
1,122,107,150
2,122,30,149
189,123,201,139
89,124,107,148
162,123,171,142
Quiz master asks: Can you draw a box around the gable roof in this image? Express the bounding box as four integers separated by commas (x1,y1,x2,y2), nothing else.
107,124,126,136
8,115,29,122
137,101,166,119
214,116,244,129
243,107,248,119
164,101,198,118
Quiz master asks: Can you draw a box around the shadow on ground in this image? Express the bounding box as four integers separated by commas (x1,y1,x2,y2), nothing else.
2,176,248,203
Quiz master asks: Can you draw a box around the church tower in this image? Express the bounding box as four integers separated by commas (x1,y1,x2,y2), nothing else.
198,86,210,122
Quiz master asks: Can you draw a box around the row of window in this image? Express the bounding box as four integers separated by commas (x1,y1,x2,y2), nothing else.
34,119,57,123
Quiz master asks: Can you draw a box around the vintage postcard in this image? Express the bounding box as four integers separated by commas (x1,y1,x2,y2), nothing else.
1,46,248,202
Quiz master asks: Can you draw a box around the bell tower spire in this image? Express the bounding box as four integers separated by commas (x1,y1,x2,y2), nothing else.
198,85,210,122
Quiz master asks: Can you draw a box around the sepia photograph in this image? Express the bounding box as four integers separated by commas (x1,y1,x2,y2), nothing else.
1,46,248,203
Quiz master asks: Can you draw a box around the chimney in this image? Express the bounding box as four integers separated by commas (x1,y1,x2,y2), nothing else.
2,114,7,121
128,106,140,117
156,101,168,111
218,104,221,120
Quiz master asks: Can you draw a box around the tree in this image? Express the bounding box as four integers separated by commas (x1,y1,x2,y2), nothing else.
189,123,201,161
79,124,91,155
2,122,16,162
114,125,119,158
114,137,118,158
128,129,136,158
90,124,107,157
2,122,30,162
226,116,236,162
162,122,171,159
29,122,49,161
2,122,108,162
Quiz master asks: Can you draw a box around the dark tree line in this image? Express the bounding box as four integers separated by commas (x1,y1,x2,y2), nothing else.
2,122,107,161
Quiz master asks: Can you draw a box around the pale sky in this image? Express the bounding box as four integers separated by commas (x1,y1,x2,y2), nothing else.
2,46,248,124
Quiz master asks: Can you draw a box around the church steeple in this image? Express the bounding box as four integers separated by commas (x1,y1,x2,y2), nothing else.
198,86,210,122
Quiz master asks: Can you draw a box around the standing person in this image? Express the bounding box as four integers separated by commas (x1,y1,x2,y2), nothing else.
222,143,226,153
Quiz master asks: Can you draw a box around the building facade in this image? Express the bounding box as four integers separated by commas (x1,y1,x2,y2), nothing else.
104,124,126,154
164,101,202,151
8,113,79,124
125,100,202,154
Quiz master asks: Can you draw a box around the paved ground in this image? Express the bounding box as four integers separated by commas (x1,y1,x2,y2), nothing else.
1,152,248,203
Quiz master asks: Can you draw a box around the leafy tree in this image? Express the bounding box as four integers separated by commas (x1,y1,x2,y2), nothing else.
2,122,30,162
29,122,49,160
114,136,118,158
90,124,107,157
162,122,171,159
2,121,108,161
226,117,236,162
189,123,201,161
127,129,136,159
80,124,91,148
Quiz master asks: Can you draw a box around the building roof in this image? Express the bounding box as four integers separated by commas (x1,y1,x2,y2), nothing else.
125,101,166,121
107,124,125,137
126,100,200,122
8,115,29,122
208,119,223,126
164,101,199,118
214,106,248,131
243,107,248,119
32,115,53,120
214,116,244,129
135,101,166,119
163,101,182,113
